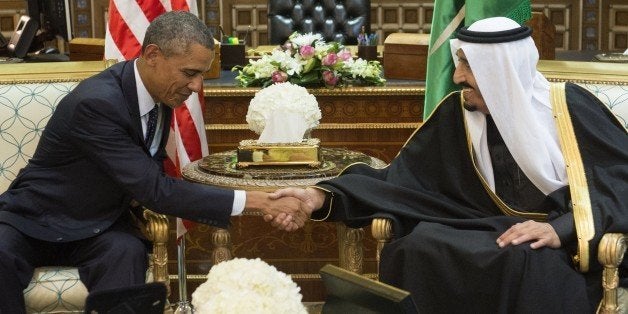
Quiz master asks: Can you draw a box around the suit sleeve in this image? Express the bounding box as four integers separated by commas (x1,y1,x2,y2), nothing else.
68,97,233,228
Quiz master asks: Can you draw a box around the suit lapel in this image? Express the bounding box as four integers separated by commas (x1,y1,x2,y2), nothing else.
118,60,145,148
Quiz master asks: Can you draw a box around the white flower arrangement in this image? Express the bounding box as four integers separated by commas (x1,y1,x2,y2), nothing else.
191,258,307,314
246,82,321,136
234,32,385,88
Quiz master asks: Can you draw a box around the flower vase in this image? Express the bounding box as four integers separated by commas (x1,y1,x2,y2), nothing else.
358,45,378,61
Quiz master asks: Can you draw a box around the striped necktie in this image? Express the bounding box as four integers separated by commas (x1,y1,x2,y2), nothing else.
145,104,159,148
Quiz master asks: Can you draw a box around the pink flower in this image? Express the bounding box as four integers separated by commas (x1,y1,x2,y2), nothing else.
337,49,352,61
299,45,315,59
321,53,338,66
322,70,339,86
271,71,288,83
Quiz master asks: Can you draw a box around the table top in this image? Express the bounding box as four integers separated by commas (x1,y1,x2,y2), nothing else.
182,148,386,191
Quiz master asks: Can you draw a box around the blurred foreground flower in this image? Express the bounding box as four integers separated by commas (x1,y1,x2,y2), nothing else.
191,258,307,314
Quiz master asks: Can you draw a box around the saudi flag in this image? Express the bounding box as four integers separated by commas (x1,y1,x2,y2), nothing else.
423,0,531,119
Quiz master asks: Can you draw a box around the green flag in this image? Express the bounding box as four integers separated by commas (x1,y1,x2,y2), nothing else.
423,0,531,119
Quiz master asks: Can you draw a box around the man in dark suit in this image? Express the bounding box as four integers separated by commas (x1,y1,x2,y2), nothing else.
0,11,304,313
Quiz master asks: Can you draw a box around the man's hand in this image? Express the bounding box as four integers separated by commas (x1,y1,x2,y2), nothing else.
264,187,326,230
269,187,325,214
496,220,561,249
245,191,307,232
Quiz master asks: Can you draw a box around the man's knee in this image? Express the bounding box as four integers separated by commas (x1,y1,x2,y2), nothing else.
78,233,148,291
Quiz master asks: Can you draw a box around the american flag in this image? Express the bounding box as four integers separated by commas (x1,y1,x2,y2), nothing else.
104,0,207,242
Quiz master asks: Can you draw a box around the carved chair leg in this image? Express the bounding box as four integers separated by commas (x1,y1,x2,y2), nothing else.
371,218,393,281
211,228,233,265
597,233,627,314
337,223,364,274
143,210,170,296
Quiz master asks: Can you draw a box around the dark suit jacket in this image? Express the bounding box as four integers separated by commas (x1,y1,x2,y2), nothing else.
0,60,233,242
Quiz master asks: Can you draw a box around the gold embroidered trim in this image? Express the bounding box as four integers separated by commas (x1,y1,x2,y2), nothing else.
309,186,334,221
550,82,594,272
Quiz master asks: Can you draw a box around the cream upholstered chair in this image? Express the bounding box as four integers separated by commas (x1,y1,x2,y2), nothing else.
0,60,170,313
369,60,627,314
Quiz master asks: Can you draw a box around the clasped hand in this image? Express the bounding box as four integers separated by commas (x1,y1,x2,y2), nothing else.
262,187,325,232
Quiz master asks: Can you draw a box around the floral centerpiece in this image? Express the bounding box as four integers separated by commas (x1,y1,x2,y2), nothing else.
233,32,386,88
191,258,307,314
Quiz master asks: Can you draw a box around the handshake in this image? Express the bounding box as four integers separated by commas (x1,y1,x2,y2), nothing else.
248,187,327,232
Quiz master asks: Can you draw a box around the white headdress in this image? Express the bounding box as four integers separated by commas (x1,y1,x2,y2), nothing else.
449,17,567,195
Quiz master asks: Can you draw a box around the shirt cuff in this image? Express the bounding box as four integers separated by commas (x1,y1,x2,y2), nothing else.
231,190,245,216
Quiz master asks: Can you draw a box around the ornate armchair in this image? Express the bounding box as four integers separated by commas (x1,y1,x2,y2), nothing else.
267,0,371,45
0,60,170,313
368,60,627,314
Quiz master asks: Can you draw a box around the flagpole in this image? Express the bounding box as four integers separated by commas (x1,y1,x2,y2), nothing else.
174,236,193,313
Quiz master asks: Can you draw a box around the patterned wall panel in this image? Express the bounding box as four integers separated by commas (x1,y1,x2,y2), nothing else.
370,2,433,44
607,4,628,51
228,0,580,50
200,0,221,41
72,0,91,38
532,3,572,50
0,8,24,39
231,3,267,47
2,0,624,52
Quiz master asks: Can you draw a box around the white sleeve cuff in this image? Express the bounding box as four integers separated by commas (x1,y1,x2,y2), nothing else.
231,190,246,216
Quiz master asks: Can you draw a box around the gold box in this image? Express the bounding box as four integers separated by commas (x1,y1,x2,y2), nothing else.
236,138,322,168
68,38,105,61
383,33,429,80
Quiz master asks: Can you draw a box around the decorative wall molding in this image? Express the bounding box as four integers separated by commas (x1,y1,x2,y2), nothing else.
0,0,626,52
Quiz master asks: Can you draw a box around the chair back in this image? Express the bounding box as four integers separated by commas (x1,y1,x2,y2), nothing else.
0,61,108,191
268,0,371,45
538,60,628,129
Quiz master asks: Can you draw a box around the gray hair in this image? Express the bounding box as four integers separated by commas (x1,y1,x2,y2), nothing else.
143,10,214,56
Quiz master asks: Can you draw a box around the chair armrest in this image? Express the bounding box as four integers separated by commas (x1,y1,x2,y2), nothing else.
597,232,627,314
371,218,393,280
141,209,170,296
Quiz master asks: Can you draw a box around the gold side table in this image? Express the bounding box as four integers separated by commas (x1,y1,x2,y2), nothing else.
182,147,386,275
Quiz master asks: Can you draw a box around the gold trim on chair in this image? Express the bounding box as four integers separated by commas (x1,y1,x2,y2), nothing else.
598,233,627,314
539,60,628,85
0,61,110,84
371,218,393,281
142,209,170,296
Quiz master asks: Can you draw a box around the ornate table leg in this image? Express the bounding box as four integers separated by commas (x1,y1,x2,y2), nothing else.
337,223,364,274
211,228,233,265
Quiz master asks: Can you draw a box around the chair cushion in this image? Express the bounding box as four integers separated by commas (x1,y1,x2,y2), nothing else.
23,267,87,314
24,262,156,314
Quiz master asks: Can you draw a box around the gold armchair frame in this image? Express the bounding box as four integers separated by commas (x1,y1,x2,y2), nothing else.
369,60,628,313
